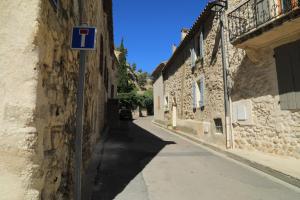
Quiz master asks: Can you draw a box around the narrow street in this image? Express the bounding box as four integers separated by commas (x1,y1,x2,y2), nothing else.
91,117,300,200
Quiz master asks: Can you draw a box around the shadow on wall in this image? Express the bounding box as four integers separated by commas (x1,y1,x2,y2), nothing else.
210,23,221,66
91,121,175,200
230,56,278,102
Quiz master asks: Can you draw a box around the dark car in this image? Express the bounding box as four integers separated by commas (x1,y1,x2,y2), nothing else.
119,108,133,120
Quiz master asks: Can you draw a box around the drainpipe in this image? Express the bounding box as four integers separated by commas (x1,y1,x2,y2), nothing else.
220,11,233,149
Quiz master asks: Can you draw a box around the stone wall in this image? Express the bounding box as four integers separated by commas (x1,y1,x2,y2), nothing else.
163,13,226,146
0,0,116,199
227,0,300,158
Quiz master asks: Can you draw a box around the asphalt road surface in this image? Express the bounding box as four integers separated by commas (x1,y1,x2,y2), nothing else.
91,117,300,200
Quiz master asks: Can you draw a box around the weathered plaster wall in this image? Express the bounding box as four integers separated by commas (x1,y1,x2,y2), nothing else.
153,75,165,121
0,0,116,199
0,0,41,199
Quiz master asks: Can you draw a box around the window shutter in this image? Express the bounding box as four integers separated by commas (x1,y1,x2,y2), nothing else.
200,77,205,107
291,40,300,109
192,82,197,109
199,31,204,60
275,40,300,110
190,48,196,68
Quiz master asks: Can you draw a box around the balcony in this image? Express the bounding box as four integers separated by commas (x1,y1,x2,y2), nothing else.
228,0,300,47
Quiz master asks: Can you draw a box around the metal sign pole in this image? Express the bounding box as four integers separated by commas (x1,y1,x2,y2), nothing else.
75,49,85,200
75,1,85,200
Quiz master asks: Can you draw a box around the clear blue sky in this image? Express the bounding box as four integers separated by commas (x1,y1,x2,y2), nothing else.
113,0,209,73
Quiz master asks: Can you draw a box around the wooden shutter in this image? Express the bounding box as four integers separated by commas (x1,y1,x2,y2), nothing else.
192,82,197,109
200,77,205,107
291,40,300,108
275,39,300,110
199,31,204,60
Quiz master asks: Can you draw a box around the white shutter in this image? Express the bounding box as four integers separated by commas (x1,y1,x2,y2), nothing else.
200,77,205,107
199,31,204,60
192,82,197,109
190,48,196,68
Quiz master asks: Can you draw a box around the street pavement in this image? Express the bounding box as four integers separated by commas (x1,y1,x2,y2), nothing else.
91,117,300,200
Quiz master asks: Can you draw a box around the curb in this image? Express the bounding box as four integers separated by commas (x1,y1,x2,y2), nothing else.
152,121,300,188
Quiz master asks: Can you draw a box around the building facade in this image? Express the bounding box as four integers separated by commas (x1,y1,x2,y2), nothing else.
153,2,227,146
228,0,300,157
153,0,300,158
0,0,117,199
152,63,166,123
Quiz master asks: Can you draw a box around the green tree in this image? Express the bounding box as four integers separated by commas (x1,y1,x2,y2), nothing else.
137,72,148,88
131,63,137,71
117,39,134,93
144,89,153,115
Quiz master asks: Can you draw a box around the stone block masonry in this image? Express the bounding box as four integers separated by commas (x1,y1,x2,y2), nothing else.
0,0,117,199
154,0,300,160
162,12,226,147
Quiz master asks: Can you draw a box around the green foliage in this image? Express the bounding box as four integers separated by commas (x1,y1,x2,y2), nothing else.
115,39,153,114
117,91,140,109
131,63,137,71
117,39,133,93
118,89,153,114
143,89,153,115
144,88,153,97
137,72,148,88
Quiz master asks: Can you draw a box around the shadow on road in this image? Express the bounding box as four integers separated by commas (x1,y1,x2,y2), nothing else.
91,120,175,200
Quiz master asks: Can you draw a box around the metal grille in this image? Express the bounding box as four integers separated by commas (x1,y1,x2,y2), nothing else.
228,0,300,42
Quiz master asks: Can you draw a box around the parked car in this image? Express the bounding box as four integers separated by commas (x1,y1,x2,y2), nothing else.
119,108,133,120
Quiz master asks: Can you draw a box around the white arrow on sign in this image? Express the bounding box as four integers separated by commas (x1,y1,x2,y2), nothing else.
79,29,89,47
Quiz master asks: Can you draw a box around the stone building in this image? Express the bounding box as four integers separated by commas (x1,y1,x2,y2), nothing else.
228,0,300,157
153,0,300,158
0,0,117,199
153,2,228,146
152,62,166,122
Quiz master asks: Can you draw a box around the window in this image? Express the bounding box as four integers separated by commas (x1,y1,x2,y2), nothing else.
275,39,300,110
100,35,104,75
104,66,109,92
112,59,115,70
164,95,169,111
199,30,205,60
192,76,205,109
214,118,223,134
106,71,109,91
111,85,114,99
190,48,196,68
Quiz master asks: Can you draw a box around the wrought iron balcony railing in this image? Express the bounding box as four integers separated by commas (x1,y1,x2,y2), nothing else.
228,0,300,42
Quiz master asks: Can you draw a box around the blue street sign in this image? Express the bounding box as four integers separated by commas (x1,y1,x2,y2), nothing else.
71,26,97,50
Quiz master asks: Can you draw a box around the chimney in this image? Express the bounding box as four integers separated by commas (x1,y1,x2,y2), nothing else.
172,44,177,53
181,28,189,41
